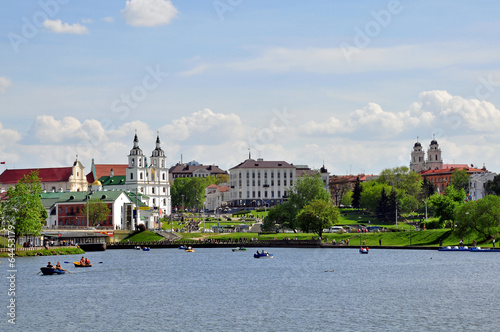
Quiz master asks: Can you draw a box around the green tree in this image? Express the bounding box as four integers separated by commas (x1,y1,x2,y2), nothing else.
450,169,469,192
421,177,435,200
341,189,353,207
81,198,111,227
377,166,422,198
262,202,294,232
455,195,500,239
297,199,340,238
2,170,47,244
376,187,389,220
352,177,362,209
359,181,392,212
485,174,500,196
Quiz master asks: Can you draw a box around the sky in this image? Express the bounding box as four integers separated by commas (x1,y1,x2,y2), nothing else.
1,0,500,175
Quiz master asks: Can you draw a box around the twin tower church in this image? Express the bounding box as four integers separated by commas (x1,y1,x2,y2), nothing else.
409,138,443,173
95,132,172,218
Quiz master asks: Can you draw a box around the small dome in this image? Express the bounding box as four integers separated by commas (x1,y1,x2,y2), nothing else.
92,180,102,186
430,139,438,145
414,142,421,148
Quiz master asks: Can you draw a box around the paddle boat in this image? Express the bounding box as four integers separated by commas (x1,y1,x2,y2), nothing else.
134,246,141,250
74,261,92,267
178,246,187,250
232,247,247,251
185,246,194,252
40,267,65,275
254,251,273,258
359,247,369,254
438,246,469,251
142,247,150,251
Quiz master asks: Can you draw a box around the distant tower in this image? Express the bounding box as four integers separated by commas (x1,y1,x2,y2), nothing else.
126,131,146,185
410,137,425,172
426,136,443,170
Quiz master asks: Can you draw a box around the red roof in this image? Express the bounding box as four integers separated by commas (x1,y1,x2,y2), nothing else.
0,167,73,185
87,164,127,183
420,167,486,175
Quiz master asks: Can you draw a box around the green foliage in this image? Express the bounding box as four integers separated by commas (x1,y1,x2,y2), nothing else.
455,195,500,239
360,181,392,212
377,166,422,198
341,189,353,206
287,174,330,208
263,202,295,232
81,198,111,226
420,177,435,200
2,170,46,244
297,199,340,237
352,177,362,209
450,169,469,192
171,177,208,210
485,174,500,196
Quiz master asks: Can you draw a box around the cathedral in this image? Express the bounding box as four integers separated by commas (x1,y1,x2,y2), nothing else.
410,138,443,173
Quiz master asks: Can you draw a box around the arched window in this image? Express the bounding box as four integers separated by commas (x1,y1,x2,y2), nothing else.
131,158,135,166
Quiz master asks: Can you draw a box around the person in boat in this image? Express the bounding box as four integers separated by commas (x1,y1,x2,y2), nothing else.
85,258,90,266
47,262,53,268
256,250,260,254
80,256,85,265
55,262,63,270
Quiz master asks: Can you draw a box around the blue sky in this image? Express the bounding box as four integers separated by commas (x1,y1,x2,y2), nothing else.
1,0,500,175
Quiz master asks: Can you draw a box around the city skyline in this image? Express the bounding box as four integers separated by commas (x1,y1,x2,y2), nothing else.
1,1,500,174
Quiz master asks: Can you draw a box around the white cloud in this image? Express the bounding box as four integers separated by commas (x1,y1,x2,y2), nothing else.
160,109,243,142
44,19,89,34
0,77,12,93
103,16,115,23
184,43,499,76
0,122,22,143
81,18,93,24
121,0,178,27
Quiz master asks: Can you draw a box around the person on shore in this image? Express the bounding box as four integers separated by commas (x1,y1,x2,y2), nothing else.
459,239,463,247
493,239,496,248
379,239,382,246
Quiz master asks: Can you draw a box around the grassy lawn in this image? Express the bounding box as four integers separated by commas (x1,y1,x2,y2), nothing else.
122,231,164,242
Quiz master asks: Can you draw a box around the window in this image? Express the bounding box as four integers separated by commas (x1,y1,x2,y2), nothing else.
132,158,135,166
246,191,250,198
131,173,134,180
246,180,250,186
258,180,261,186
284,172,287,178
278,190,281,197
152,187,155,194
252,172,255,178
264,172,267,178
258,191,261,198
252,180,255,186
271,172,274,178
246,171,249,178
284,180,287,186
252,191,255,198
271,180,274,186
140,172,143,180
290,180,293,186
258,172,261,178
239,180,242,186
264,191,268,198
278,180,281,186
271,191,274,198
277,172,280,178
239,192,242,198
239,173,242,178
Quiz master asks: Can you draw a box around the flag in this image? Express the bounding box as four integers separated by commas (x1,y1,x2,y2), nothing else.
0,162,5,164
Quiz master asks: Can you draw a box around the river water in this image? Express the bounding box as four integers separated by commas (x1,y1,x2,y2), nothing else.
1,247,499,331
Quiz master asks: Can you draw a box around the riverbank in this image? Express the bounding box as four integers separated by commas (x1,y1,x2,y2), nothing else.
0,246,85,257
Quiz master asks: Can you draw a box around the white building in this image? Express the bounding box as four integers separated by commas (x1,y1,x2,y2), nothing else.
204,184,230,211
229,158,296,208
97,132,172,227
469,172,497,201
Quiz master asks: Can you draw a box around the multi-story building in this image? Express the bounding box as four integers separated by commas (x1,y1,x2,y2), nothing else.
420,165,488,193
468,171,497,201
169,162,227,182
204,184,230,211
228,158,296,208
0,158,88,193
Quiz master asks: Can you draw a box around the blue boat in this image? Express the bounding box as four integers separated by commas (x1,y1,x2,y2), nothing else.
142,247,150,251
470,247,500,252
359,247,369,254
178,246,187,250
40,267,65,275
438,246,470,251
254,252,273,258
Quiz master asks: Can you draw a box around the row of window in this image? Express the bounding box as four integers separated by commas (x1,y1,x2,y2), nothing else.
130,172,167,181
238,179,292,187
58,218,112,226
238,171,294,179
130,157,166,168
239,190,283,199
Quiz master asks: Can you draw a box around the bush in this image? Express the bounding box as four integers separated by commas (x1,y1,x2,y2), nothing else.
424,219,445,229
137,224,146,232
